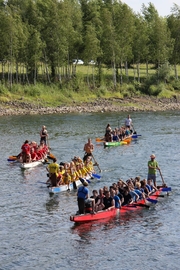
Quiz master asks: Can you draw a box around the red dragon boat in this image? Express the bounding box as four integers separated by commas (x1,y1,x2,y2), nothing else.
70,187,171,223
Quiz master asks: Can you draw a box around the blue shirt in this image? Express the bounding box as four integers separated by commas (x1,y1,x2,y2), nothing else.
114,195,120,208
134,189,143,199
77,186,88,200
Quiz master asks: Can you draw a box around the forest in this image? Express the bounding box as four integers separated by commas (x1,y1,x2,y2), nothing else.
0,0,180,105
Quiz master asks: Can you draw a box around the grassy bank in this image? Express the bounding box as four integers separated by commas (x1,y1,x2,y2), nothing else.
0,63,180,108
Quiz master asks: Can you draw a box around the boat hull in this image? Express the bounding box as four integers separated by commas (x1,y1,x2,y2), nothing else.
20,159,44,169
48,179,82,194
104,137,132,147
70,207,118,223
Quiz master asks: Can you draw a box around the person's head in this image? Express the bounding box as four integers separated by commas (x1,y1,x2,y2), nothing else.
92,190,98,197
53,158,57,163
109,186,114,192
117,180,123,187
83,180,88,187
123,186,129,194
112,183,117,189
135,176,140,182
135,182,141,189
104,190,110,198
110,189,115,197
24,140,29,144
103,186,108,194
128,114,130,118
42,125,46,129
147,179,153,185
150,154,156,160
99,188,104,196
88,138,91,144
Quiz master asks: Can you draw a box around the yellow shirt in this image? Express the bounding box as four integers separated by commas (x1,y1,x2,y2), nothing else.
48,163,59,176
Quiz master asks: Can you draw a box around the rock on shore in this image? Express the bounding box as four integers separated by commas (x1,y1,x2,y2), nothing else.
0,96,180,116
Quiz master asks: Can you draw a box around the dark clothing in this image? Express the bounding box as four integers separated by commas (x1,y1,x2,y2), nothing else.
103,196,113,209
83,152,92,162
90,196,99,204
78,198,85,214
117,192,123,201
122,193,132,206
40,130,47,144
77,186,89,214
50,173,58,187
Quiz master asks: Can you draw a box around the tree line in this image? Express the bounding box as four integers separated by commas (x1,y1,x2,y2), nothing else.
0,0,180,91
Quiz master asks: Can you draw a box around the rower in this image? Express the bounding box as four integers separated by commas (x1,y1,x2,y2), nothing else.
21,140,31,163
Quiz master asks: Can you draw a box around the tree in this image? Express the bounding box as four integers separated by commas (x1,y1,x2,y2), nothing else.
167,4,180,79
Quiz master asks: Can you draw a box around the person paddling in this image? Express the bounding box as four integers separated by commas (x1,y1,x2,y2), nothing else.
147,154,160,187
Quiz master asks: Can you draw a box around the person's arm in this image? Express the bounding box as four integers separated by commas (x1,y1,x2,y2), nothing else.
111,198,115,207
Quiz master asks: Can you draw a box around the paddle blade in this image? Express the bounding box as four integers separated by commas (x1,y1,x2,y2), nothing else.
92,173,101,179
47,153,56,160
133,203,150,209
96,138,104,142
147,198,158,204
161,187,171,192
7,158,17,162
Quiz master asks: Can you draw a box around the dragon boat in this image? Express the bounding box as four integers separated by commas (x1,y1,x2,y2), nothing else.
70,187,171,223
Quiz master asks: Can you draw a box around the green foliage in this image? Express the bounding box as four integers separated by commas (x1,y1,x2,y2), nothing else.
157,62,172,82
148,85,161,96
170,79,180,90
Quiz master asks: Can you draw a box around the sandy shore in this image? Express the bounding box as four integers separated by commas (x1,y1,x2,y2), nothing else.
0,96,180,116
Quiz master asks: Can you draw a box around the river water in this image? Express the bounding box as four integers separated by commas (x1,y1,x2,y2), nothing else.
0,111,180,270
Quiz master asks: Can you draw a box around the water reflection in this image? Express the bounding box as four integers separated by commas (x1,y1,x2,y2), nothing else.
45,196,60,212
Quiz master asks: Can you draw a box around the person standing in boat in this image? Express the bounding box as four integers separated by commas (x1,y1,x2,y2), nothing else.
83,138,94,162
147,154,160,187
125,114,132,128
40,125,48,145
77,179,95,214
46,158,60,187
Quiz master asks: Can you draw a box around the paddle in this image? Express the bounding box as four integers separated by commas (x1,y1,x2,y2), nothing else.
47,136,51,150
150,194,165,198
161,187,171,192
96,138,105,142
146,198,158,204
92,173,101,179
47,153,56,160
132,203,150,209
159,169,166,186
38,181,48,185
91,153,102,172
131,124,136,134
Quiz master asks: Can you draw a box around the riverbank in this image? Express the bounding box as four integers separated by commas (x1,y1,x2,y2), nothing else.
0,96,180,116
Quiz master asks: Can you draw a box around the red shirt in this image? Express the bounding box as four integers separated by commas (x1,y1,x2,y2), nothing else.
21,143,30,154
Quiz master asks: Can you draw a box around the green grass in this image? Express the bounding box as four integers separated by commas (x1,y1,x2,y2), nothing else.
0,63,180,107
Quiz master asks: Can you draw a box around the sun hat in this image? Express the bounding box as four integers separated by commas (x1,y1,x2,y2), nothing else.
150,154,156,158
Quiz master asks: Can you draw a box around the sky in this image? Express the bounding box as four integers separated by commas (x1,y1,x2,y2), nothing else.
123,1,179,17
